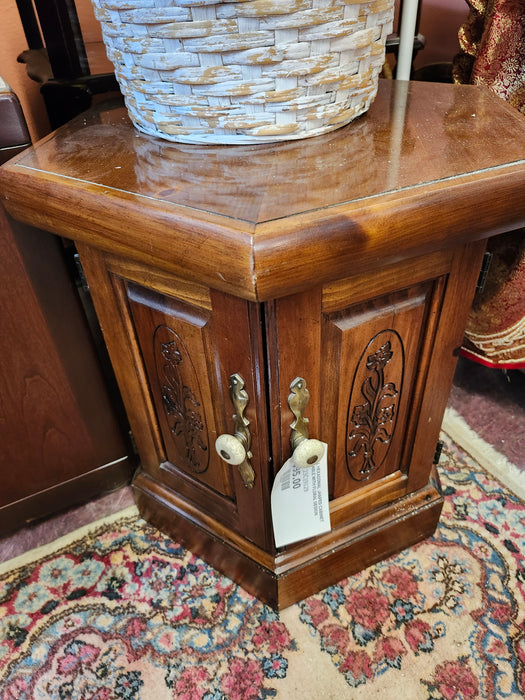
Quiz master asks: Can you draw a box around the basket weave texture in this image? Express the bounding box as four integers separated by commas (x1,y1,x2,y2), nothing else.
92,0,394,144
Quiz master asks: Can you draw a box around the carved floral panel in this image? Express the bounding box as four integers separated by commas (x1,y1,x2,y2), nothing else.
346,331,404,481
153,324,209,474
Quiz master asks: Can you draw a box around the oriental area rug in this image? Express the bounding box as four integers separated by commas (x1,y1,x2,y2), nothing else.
1,434,524,699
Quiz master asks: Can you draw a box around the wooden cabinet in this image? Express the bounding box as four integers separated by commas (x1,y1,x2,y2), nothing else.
72,250,276,554
0,81,133,535
2,80,525,606
269,250,465,502
73,238,482,605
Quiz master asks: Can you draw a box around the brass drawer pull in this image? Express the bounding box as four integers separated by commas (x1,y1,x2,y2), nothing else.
288,377,325,468
215,373,255,489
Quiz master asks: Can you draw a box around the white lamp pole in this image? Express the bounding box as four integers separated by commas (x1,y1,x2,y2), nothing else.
396,0,420,80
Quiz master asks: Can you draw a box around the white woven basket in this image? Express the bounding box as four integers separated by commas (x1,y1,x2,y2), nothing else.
92,0,394,144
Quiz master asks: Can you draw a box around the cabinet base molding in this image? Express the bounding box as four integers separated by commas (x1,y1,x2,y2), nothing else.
133,467,443,609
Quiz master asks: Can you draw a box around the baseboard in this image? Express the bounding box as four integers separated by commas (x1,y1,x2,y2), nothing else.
0,455,133,537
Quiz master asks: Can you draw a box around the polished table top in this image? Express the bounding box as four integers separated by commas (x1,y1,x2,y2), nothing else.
2,80,525,300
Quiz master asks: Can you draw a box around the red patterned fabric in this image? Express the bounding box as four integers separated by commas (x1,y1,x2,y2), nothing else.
454,0,525,369
461,230,525,369
454,0,525,113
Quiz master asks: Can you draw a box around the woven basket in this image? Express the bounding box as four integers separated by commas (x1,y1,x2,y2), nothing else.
92,0,394,144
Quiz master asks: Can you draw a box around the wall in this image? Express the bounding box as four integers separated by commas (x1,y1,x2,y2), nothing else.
0,3,50,142
413,0,469,68
1,0,470,145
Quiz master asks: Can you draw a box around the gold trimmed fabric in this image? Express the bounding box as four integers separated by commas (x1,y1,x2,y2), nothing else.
461,229,525,369
453,1,525,369
454,0,525,114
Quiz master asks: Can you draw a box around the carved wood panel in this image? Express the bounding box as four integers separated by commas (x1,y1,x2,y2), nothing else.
75,249,274,550
322,283,435,499
153,324,209,474
126,282,233,498
345,331,402,482
267,272,443,518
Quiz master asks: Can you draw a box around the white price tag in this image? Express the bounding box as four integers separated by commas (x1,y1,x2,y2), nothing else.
271,442,331,548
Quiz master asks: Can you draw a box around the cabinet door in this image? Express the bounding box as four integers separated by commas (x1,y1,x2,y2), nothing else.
77,246,273,550
267,245,484,532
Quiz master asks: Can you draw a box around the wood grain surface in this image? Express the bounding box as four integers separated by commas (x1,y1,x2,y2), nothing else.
2,79,524,605
2,80,525,301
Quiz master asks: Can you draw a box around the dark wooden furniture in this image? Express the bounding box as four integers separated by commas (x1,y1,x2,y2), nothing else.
0,80,133,536
2,80,525,606
0,78,31,163
16,0,119,129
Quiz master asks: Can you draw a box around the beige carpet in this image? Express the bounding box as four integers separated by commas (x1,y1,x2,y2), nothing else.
1,434,524,699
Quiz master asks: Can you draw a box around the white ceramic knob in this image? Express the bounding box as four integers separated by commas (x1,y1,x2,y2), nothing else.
293,439,325,468
215,434,246,465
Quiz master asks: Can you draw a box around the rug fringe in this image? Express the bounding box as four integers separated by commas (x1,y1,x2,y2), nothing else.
0,505,139,576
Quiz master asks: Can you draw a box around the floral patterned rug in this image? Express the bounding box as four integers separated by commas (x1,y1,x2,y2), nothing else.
1,434,524,699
